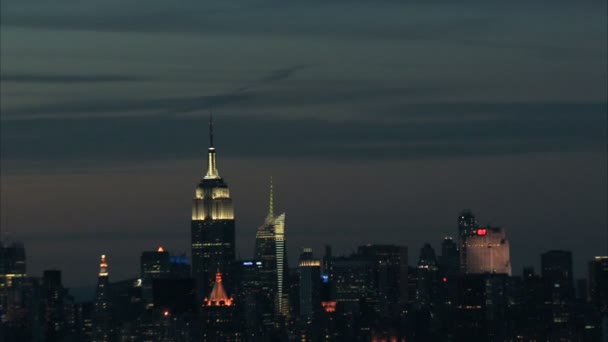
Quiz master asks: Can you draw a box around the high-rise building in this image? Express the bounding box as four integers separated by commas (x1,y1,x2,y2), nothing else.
589,256,608,314
541,250,574,339
458,210,477,273
140,246,171,303
461,226,512,276
254,178,288,319
92,255,114,342
0,241,26,289
297,248,322,342
191,118,235,297
458,210,477,241
358,244,408,312
201,271,238,341
298,248,321,318
439,237,459,276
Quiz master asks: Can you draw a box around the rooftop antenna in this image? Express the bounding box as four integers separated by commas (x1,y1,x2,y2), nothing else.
209,110,214,148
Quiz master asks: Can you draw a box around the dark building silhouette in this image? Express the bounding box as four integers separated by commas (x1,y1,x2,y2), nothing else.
439,237,459,276
589,256,608,314
191,118,236,298
140,246,171,303
541,250,575,339
92,255,114,342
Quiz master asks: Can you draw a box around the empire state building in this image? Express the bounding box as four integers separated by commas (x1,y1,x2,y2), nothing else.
191,118,235,297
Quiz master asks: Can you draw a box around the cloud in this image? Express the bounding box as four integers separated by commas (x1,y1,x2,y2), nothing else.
1,102,605,172
0,73,143,83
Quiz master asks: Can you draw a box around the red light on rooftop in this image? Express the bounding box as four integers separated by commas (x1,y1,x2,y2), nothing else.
157,246,164,252
477,229,487,236
163,310,169,317
442,277,448,283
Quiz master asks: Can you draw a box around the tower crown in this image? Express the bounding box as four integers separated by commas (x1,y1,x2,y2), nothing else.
203,270,233,306
99,254,108,277
204,115,221,179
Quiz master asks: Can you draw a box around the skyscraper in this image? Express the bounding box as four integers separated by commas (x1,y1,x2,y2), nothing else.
140,246,171,303
201,271,238,341
541,250,574,338
457,209,477,273
92,255,114,342
254,178,288,318
191,118,235,297
461,226,512,276
589,256,608,314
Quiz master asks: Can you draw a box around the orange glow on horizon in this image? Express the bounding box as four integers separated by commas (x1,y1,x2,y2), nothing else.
157,246,164,252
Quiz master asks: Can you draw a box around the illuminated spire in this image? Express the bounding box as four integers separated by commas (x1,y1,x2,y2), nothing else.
204,114,220,179
203,270,233,306
99,254,108,277
267,176,274,221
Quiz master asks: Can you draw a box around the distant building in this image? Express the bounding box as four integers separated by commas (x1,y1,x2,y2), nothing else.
0,241,26,289
140,246,171,303
201,271,238,341
461,226,512,276
191,118,236,298
589,256,608,314
358,244,408,315
541,250,574,339
92,255,115,342
439,237,459,276
297,248,322,342
254,178,289,320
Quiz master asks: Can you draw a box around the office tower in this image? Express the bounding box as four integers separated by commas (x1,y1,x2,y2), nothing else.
140,246,171,303
519,267,545,340
92,255,114,342
298,248,321,318
358,244,408,313
541,250,574,338
589,256,608,314
0,240,27,332
201,271,238,341
461,226,512,276
254,178,289,319
237,260,266,339
440,237,459,276
454,274,510,340
458,210,477,273
191,118,235,297
41,270,69,340
298,248,322,342
458,210,477,240
0,241,26,288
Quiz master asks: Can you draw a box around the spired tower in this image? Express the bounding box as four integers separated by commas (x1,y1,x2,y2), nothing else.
254,178,289,321
92,255,113,342
191,117,235,298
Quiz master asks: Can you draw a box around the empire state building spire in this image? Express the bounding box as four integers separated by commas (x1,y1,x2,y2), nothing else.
205,114,220,179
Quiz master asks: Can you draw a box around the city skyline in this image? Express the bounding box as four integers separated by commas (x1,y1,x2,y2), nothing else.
1,0,606,290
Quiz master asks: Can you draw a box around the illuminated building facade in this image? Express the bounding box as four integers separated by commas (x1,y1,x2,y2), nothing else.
201,271,238,341
191,118,235,297
461,226,512,276
254,178,289,321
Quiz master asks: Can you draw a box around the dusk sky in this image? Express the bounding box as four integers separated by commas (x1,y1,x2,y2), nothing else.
1,0,606,290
